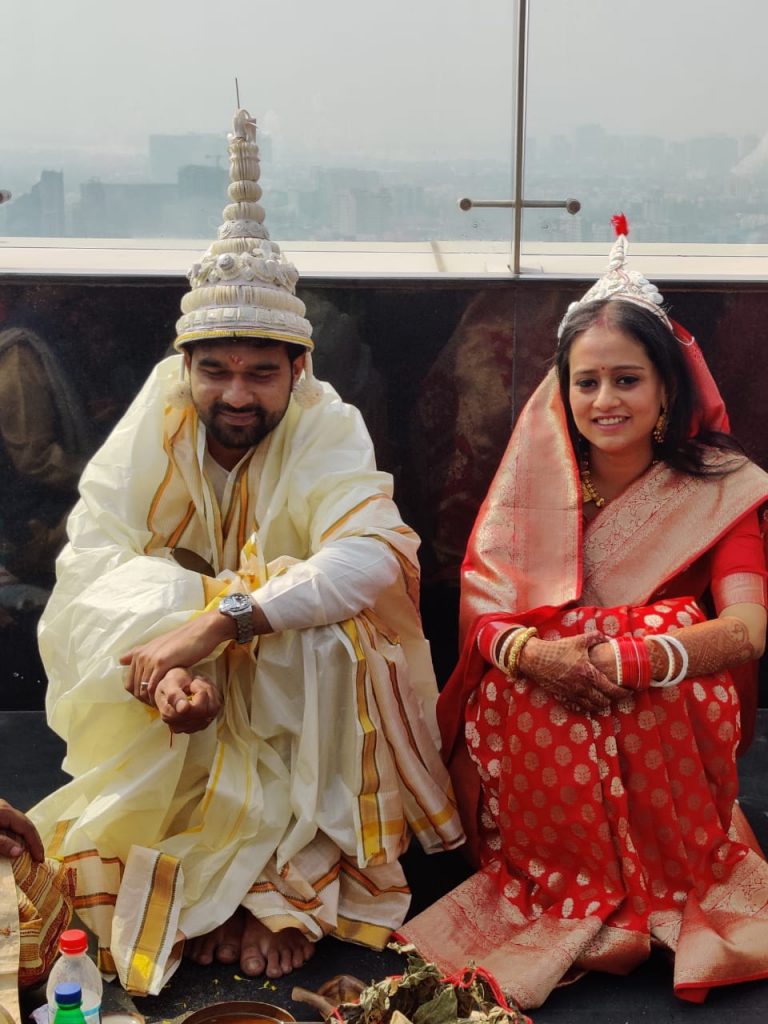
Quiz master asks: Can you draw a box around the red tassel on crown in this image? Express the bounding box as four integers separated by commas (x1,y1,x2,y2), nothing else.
611,212,629,238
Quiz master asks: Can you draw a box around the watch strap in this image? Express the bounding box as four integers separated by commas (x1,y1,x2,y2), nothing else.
219,595,255,645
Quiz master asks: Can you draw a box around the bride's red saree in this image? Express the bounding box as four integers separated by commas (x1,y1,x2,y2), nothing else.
401,369,768,1008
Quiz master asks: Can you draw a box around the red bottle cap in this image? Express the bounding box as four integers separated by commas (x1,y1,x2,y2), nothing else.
59,929,88,955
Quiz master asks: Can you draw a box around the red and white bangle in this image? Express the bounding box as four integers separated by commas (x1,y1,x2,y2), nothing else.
497,627,526,672
614,636,653,690
477,620,524,669
606,637,623,687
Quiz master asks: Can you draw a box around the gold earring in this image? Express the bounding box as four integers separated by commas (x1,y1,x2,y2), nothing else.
653,409,667,444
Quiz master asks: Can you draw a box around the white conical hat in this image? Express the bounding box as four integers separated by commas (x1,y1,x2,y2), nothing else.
174,109,313,350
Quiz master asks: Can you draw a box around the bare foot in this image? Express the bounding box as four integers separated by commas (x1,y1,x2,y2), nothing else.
185,906,315,978
241,911,315,978
185,910,243,966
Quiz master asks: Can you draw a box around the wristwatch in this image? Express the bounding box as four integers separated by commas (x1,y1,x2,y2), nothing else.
218,593,255,645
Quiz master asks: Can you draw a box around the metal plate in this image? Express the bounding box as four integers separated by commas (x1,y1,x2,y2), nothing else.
181,1001,296,1024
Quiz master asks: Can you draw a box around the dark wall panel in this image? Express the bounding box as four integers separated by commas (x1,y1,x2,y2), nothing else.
1,277,767,707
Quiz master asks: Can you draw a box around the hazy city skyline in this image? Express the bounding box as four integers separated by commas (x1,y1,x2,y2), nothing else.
4,120,768,245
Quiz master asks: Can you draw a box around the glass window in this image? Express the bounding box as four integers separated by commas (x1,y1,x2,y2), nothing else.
0,0,514,244
4,1,765,260
524,0,768,246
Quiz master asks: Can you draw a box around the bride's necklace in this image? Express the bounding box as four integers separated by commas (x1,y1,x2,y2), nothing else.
580,462,606,508
580,456,658,508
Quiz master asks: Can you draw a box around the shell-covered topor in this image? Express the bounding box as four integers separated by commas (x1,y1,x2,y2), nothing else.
175,108,312,350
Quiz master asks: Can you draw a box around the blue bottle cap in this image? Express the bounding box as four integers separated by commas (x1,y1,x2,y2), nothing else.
54,983,82,1006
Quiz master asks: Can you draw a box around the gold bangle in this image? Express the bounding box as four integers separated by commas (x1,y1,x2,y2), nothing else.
504,626,538,676
495,626,524,671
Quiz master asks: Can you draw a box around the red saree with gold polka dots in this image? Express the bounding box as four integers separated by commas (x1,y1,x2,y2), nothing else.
400,370,768,1008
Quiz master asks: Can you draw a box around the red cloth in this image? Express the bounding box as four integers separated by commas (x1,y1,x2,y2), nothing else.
647,510,766,751
651,507,766,605
670,319,730,436
439,513,767,863
404,597,768,1008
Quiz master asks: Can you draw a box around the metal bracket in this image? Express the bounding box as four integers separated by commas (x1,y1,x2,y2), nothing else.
458,197,581,214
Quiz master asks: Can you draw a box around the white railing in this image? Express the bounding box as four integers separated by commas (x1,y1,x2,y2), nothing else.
2,237,768,280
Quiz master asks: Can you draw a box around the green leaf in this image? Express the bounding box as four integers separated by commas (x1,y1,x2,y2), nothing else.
411,986,458,1024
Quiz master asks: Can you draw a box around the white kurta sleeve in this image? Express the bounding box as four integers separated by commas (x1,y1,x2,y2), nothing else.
253,535,400,632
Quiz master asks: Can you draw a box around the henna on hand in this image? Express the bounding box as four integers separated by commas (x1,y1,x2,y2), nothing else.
588,641,619,683
644,615,757,681
517,633,624,714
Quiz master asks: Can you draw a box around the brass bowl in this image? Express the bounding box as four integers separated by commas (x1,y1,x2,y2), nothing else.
182,1000,296,1024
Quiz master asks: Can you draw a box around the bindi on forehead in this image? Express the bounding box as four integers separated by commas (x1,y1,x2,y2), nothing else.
572,361,647,374
193,341,285,373
219,343,284,369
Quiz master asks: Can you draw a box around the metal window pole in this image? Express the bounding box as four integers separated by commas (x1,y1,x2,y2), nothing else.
511,0,528,275
458,0,580,274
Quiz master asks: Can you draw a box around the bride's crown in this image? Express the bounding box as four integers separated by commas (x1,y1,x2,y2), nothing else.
557,214,672,337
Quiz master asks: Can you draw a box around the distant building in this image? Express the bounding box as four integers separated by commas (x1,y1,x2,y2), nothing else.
177,164,228,199
70,162,231,238
4,170,65,236
175,164,229,237
73,180,177,237
149,132,272,181
149,133,227,181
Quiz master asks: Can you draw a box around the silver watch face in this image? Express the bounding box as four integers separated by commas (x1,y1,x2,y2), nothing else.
220,593,252,614
219,593,254,644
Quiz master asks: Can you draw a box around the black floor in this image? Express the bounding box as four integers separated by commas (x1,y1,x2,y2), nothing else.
3,710,768,1024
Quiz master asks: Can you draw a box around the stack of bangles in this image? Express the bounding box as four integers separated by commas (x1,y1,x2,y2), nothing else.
604,634,689,690
477,621,538,677
477,621,689,690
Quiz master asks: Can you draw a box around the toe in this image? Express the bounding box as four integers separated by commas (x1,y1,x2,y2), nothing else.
188,932,218,965
265,948,285,978
292,940,312,969
216,942,239,965
241,949,267,976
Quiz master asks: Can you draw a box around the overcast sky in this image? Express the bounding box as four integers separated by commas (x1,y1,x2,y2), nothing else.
2,0,767,162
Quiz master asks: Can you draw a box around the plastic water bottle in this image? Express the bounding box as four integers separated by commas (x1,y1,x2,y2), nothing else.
46,930,102,1024
52,984,87,1024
